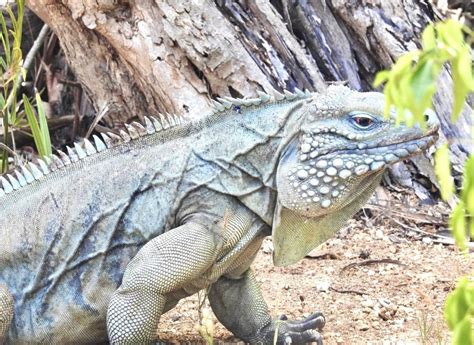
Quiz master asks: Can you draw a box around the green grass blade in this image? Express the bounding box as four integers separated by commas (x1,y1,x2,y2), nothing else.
0,11,10,64
22,94,47,157
35,92,52,156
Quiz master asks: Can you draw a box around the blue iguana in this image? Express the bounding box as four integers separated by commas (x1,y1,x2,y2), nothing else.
0,85,439,344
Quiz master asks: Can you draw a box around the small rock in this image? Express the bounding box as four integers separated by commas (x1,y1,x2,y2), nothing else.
315,280,331,292
371,307,381,320
171,315,181,322
338,228,349,238
261,240,273,254
358,323,370,331
375,229,384,239
378,298,391,308
398,306,414,314
361,299,376,308
379,305,398,320
422,237,432,244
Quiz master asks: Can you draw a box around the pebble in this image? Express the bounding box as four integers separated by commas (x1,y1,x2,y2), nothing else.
378,298,391,308
379,306,397,320
315,280,331,292
375,229,384,239
422,237,432,244
358,323,370,331
261,240,274,254
361,299,376,308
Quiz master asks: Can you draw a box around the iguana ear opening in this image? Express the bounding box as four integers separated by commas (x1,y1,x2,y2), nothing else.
272,172,384,267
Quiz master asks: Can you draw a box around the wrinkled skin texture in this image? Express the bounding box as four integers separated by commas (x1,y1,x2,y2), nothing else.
0,86,438,344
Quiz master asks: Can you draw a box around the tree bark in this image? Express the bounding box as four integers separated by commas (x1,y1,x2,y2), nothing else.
25,0,472,181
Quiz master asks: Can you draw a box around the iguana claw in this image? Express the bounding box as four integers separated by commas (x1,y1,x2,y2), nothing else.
253,312,325,344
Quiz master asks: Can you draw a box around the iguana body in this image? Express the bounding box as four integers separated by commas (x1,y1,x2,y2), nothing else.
0,86,438,344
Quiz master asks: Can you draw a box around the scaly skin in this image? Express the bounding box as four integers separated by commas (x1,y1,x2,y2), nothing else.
0,86,438,344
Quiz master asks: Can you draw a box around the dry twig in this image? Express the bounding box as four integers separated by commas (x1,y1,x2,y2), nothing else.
340,259,406,274
329,286,367,296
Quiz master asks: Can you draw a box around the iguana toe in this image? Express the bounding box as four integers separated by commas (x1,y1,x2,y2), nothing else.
283,329,323,345
252,312,325,344
279,312,325,331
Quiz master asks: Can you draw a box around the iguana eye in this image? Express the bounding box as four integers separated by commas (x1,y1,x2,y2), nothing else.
350,113,376,129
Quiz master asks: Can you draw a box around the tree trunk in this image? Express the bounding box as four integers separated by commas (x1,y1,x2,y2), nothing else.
25,0,472,184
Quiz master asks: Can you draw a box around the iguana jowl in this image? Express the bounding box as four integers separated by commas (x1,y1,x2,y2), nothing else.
0,86,439,344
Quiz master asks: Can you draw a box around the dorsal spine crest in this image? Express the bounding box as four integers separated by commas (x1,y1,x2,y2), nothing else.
0,89,311,197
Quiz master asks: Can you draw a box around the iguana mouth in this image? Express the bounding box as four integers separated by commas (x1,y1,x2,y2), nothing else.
319,131,438,170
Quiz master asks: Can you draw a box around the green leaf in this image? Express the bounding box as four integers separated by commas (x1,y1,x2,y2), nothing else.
452,315,473,345
456,48,474,90
22,94,46,157
0,55,7,71
445,278,470,329
438,20,464,52
450,202,467,251
461,155,474,215
0,11,10,64
451,53,471,121
35,92,52,157
464,280,474,308
422,24,436,51
410,60,436,125
434,144,454,200
470,219,474,240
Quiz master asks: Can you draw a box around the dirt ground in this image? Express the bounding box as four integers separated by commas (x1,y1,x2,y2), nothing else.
157,187,472,344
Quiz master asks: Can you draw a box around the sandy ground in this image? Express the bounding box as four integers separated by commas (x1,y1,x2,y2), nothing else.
156,187,472,344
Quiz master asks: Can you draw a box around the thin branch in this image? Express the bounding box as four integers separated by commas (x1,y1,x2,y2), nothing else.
5,24,49,111
340,259,406,273
85,103,110,139
22,24,49,78
389,216,451,239
329,287,367,296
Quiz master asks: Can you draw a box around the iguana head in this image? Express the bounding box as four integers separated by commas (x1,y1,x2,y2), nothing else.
273,85,439,266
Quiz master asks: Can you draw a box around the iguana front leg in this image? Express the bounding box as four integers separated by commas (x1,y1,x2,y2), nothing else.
0,284,13,344
107,221,219,345
209,270,325,344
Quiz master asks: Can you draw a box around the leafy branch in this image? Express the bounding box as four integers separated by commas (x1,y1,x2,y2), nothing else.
374,19,473,345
